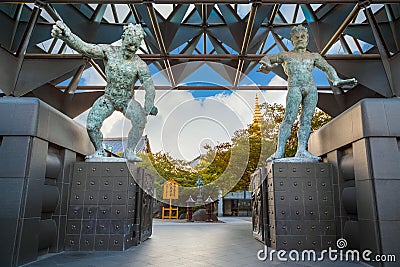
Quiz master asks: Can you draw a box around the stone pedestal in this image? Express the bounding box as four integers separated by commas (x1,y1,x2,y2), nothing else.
65,162,154,251
252,162,336,251
0,98,93,266
309,98,400,266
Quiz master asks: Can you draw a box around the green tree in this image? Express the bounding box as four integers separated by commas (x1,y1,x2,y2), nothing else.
138,103,332,197
260,103,331,157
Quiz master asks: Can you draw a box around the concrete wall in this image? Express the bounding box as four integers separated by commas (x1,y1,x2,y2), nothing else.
0,97,93,266
309,98,400,267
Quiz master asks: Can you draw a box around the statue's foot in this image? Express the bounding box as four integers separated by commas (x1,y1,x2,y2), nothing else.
295,150,321,162
267,151,284,162
86,150,106,160
125,150,143,162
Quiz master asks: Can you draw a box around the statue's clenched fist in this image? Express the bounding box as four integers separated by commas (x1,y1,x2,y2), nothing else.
51,20,71,39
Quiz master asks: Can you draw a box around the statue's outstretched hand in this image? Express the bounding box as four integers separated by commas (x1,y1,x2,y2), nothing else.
257,59,278,74
149,106,158,116
51,20,71,39
333,78,358,89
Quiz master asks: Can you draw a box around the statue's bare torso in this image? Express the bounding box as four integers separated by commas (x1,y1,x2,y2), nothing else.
102,46,141,112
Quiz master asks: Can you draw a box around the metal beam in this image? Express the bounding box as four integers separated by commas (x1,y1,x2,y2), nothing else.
268,4,280,26
111,4,119,23
88,58,106,81
10,3,42,96
339,35,352,54
90,4,107,23
271,29,289,52
9,4,23,51
202,4,207,53
56,85,333,91
384,4,399,51
65,62,86,94
4,1,399,3
28,83,104,118
15,5,42,57
14,55,87,96
146,3,176,86
301,4,318,23
320,4,360,55
364,6,396,96
292,4,299,23
234,2,259,86
25,53,382,61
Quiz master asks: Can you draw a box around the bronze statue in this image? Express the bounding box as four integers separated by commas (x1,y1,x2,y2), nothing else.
52,21,157,162
259,25,357,162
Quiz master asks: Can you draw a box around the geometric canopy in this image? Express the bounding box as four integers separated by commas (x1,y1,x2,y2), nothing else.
0,1,399,117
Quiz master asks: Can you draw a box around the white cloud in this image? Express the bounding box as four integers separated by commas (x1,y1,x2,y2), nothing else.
74,89,287,161
81,67,107,86
268,75,288,86
74,64,288,161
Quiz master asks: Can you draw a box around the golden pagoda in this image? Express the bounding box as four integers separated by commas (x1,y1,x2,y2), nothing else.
252,94,263,125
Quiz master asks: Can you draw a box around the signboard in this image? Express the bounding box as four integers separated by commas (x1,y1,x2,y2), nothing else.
163,179,179,200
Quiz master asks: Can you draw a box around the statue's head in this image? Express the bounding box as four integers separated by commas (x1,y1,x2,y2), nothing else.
290,25,309,50
121,23,146,54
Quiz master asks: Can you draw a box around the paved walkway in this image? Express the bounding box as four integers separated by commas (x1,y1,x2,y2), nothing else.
25,218,366,267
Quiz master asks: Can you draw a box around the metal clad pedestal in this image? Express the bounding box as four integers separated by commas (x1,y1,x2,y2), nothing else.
252,162,336,251
251,168,268,244
65,162,154,251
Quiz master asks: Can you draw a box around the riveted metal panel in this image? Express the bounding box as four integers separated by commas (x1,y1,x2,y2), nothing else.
66,220,82,235
81,220,95,235
68,205,83,220
99,177,113,191
256,162,336,251
65,235,80,251
98,191,113,205
83,206,98,220
84,191,99,205
94,235,109,251
80,235,94,251
85,177,100,191
97,206,112,219
109,235,124,251
69,191,84,205
67,162,154,251
96,220,110,235
112,191,127,205
113,177,128,191
111,205,127,219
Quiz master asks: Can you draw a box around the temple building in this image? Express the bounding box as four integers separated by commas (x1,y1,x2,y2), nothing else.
103,135,151,157
252,94,263,126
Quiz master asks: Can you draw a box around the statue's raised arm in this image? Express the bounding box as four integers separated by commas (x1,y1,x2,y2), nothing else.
258,54,281,74
51,21,106,59
314,54,357,88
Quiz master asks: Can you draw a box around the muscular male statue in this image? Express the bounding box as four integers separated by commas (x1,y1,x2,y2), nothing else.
52,21,157,162
259,25,357,161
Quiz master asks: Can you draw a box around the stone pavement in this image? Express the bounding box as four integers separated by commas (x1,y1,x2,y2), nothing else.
24,218,367,267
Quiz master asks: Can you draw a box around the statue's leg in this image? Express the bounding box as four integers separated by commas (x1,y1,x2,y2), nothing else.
86,96,115,159
124,99,146,162
268,87,302,160
295,88,320,160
